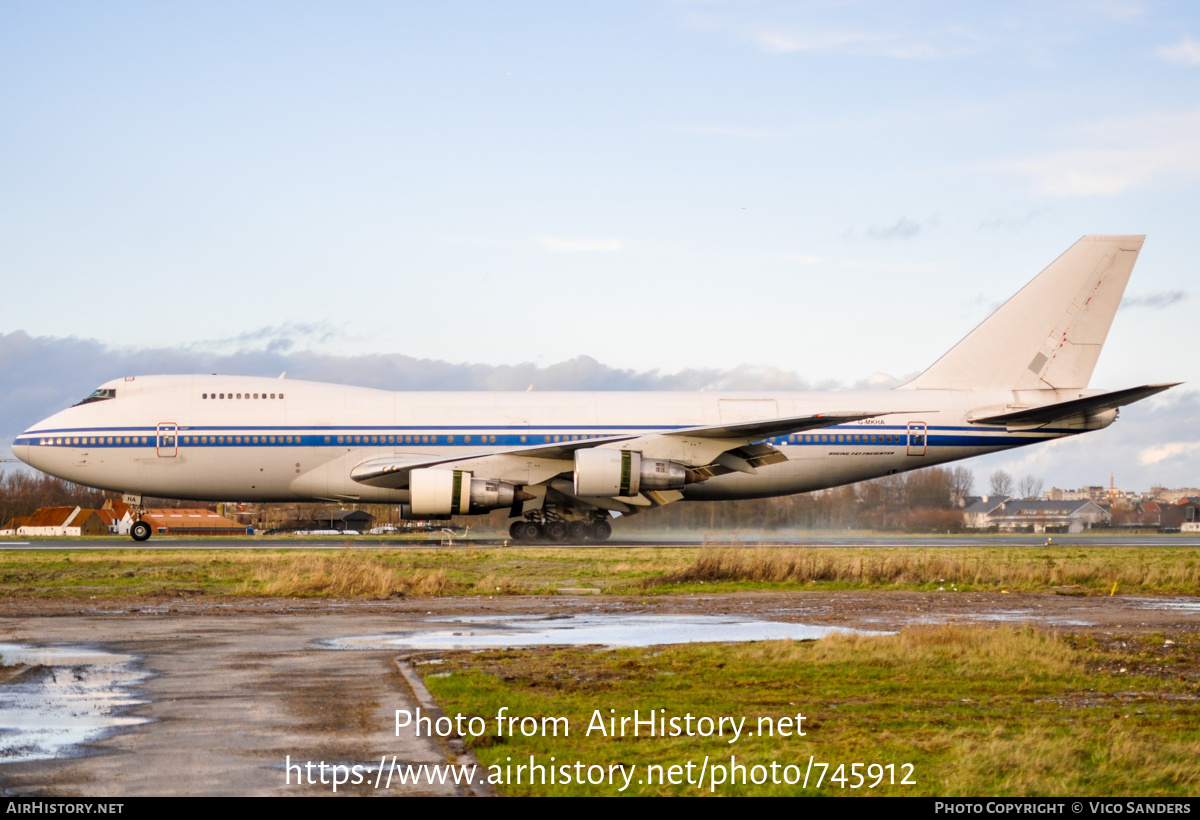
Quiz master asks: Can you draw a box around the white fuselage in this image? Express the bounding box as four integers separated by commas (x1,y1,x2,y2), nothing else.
12,375,1097,505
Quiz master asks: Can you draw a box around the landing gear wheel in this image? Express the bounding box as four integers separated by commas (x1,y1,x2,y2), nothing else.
588,519,612,542
566,520,589,542
544,521,568,542
130,520,152,542
513,521,541,542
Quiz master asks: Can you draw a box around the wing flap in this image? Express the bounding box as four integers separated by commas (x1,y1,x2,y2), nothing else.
666,411,890,441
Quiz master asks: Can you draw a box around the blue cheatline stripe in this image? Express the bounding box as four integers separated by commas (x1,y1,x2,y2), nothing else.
18,421,1071,435
14,425,1066,451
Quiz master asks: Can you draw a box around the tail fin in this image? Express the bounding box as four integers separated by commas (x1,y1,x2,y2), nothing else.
901,235,1145,391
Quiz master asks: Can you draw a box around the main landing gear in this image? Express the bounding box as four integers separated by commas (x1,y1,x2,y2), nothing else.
508,512,611,543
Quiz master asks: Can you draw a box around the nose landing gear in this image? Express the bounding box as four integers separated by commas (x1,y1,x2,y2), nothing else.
124,494,151,542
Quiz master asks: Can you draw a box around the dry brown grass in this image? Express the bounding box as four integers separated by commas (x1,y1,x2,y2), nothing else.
940,724,1200,795
729,624,1078,680
647,547,1200,592
243,552,459,597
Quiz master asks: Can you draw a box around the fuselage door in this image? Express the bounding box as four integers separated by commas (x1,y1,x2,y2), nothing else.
157,423,178,458
906,421,928,456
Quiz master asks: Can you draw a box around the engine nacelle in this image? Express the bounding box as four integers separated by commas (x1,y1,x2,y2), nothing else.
573,449,687,497
397,506,450,521
408,468,522,514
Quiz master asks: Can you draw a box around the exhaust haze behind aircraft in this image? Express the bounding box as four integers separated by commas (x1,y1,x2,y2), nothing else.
12,235,1177,542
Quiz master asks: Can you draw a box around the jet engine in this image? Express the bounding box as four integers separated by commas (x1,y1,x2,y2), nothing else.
405,468,527,515
573,449,688,497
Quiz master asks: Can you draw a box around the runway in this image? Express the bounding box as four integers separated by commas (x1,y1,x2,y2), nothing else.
2,533,1199,550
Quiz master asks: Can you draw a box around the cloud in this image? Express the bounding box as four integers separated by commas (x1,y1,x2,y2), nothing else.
184,321,348,354
865,216,939,240
0,331,828,464
1156,36,1200,66
988,109,1200,196
1139,441,1200,465
1119,290,1186,310
535,236,625,253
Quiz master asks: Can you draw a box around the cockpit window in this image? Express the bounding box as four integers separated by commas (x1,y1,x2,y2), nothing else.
74,388,117,406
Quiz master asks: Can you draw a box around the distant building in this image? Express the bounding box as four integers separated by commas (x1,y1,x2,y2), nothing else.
140,509,247,536
965,498,1111,534
100,499,134,535
1044,486,1119,504
1151,487,1200,504
307,509,375,532
1130,501,1163,528
963,496,1012,528
16,506,108,537
1162,500,1200,531
0,516,31,536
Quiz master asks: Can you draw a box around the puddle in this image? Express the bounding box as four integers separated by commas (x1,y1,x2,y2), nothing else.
327,614,884,650
1128,598,1200,613
900,610,1097,627
0,643,150,763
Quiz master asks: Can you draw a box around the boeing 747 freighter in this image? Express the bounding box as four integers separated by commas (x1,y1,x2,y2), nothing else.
12,235,1177,541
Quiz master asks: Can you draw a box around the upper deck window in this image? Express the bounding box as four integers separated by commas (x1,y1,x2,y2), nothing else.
74,388,116,406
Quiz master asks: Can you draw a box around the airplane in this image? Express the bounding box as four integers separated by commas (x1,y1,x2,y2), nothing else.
11,235,1178,543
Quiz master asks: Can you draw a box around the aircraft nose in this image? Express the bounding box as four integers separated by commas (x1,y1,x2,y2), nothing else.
11,431,40,469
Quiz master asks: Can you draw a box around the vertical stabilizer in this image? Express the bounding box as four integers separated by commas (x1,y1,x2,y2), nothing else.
901,235,1144,391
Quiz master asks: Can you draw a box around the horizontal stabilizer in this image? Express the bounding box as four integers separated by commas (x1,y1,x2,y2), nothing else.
968,383,1179,428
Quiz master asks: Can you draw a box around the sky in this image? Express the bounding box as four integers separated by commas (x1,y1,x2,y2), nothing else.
2,1,1198,491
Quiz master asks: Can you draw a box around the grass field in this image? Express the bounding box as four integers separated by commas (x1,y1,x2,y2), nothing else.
1,545,1199,598
418,626,1200,796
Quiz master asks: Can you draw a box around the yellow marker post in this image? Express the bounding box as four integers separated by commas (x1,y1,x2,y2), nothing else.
1110,581,1118,597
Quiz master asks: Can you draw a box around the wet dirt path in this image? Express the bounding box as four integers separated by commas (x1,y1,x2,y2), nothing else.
1,591,1196,796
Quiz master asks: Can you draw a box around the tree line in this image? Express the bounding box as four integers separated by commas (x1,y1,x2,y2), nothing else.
0,472,194,527
3,464,990,533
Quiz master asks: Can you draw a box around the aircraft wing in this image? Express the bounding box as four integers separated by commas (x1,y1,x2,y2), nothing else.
350,410,891,490
967,383,1179,428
